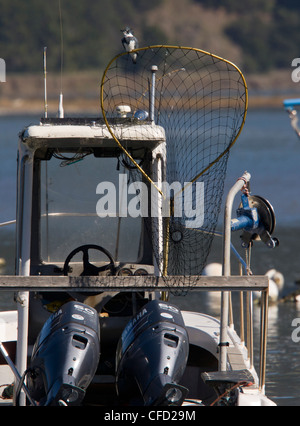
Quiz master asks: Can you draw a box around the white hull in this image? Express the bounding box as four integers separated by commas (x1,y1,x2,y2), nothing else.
0,311,17,405
0,309,275,406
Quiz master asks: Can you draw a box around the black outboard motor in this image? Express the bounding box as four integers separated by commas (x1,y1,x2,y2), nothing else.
27,301,100,406
116,300,189,406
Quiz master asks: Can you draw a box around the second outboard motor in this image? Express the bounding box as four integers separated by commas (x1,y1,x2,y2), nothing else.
116,300,189,406
27,301,100,406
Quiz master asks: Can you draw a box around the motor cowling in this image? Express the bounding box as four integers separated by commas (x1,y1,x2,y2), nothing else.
27,301,100,406
116,300,189,406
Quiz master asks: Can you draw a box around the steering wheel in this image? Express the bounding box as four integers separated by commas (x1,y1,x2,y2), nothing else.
63,244,116,276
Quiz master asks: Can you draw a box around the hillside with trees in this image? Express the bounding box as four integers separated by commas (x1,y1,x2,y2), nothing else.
0,0,299,74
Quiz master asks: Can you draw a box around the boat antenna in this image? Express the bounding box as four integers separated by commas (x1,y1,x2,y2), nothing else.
58,0,64,118
43,47,48,118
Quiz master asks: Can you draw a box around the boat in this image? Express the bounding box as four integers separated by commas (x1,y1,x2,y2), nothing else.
283,98,300,293
0,46,279,407
284,98,300,138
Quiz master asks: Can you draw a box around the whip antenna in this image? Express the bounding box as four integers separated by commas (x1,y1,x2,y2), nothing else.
58,0,64,118
43,47,48,118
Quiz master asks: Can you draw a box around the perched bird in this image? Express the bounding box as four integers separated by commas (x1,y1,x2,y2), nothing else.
121,27,139,64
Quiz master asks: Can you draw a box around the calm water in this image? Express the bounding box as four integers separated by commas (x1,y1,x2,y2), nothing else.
1,109,300,406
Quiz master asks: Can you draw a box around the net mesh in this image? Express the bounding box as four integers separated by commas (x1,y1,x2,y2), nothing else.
100,46,248,291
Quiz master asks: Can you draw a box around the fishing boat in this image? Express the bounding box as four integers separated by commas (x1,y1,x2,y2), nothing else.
0,46,279,407
283,98,300,139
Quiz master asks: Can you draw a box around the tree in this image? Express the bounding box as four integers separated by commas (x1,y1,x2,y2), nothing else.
0,0,166,73
193,0,274,14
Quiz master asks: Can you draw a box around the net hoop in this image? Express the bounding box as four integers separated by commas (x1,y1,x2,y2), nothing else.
100,45,248,197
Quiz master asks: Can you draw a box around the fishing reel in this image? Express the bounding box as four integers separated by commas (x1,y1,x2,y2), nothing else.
231,193,279,249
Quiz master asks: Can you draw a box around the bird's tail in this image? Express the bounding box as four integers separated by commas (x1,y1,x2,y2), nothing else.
131,52,138,64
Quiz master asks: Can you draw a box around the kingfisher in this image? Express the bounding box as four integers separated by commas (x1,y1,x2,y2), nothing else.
121,27,139,64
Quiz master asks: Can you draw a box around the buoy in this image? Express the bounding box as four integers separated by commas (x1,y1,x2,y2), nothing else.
254,269,285,304
202,263,222,277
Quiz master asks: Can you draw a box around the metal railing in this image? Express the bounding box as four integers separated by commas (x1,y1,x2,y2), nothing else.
0,274,269,394
221,171,270,393
0,172,271,399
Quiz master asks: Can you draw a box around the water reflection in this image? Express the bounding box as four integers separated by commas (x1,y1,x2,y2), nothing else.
1,110,300,405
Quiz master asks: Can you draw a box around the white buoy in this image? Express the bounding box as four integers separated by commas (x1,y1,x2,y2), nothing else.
202,263,223,309
202,263,223,277
254,269,285,304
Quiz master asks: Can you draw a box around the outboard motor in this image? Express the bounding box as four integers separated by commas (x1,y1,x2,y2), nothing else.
27,301,100,406
116,300,189,406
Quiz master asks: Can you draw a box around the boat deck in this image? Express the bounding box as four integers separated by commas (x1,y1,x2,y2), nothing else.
0,365,14,405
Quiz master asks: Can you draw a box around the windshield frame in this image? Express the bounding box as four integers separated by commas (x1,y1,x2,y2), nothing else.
30,147,153,272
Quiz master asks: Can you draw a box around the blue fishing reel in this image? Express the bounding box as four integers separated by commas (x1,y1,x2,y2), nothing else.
231,193,279,249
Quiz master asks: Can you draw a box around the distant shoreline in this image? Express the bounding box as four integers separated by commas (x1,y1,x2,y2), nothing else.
0,95,292,117
0,68,299,116
0,98,102,117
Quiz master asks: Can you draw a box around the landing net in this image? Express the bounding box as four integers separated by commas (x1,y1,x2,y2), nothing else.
100,46,248,290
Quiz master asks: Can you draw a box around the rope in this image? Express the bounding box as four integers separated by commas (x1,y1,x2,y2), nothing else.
0,220,16,227
210,381,253,406
245,246,253,276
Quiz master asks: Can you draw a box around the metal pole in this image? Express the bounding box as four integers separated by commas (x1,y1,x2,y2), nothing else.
150,65,158,123
15,154,33,405
43,47,48,118
248,291,254,369
0,220,16,228
239,263,245,346
259,286,269,393
220,171,251,371
229,293,234,329
15,292,29,405
240,292,245,345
